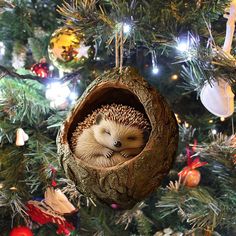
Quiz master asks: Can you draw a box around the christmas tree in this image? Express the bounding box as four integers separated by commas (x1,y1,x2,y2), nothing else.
0,0,235,235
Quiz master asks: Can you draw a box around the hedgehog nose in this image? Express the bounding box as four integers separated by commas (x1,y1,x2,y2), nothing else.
114,141,122,148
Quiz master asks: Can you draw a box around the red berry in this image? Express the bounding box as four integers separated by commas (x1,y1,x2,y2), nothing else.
10,226,33,236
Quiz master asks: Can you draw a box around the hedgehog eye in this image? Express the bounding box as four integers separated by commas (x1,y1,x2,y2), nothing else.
127,136,136,140
104,130,111,135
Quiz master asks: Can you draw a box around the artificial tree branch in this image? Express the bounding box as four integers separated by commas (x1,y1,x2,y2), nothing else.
0,65,42,82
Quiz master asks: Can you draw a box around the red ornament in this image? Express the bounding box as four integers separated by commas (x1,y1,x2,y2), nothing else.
31,58,50,78
178,145,207,187
180,168,201,187
10,226,33,236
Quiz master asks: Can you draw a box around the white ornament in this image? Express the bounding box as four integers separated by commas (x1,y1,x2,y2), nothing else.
16,128,29,146
200,0,236,117
200,79,234,118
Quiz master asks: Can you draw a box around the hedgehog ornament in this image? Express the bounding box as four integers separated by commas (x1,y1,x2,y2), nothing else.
57,67,178,209
71,104,151,168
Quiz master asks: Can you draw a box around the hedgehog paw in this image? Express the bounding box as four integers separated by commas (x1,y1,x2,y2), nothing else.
120,151,130,158
103,148,114,158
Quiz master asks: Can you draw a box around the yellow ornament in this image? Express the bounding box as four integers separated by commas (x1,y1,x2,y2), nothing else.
48,27,94,72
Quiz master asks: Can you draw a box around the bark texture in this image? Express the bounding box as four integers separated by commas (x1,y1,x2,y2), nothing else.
57,67,179,209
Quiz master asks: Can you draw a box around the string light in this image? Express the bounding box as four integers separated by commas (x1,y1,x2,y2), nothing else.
152,66,159,74
184,122,190,128
49,65,54,71
171,74,178,80
177,41,189,52
123,23,131,34
209,119,213,124
10,186,17,191
0,183,3,189
220,117,225,122
96,56,101,61
212,129,217,135
151,50,159,75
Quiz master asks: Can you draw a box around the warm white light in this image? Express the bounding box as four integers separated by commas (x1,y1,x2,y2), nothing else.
177,41,189,52
123,23,131,34
96,56,101,61
45,82,70,101
212,129,217,135
220,117,225,122
171,74,178,80
10,186,17,191
209,119,213,124
152,66,159,74
184,122,190,128
49,65,54,71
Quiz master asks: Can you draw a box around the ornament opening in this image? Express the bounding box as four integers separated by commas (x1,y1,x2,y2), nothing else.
57,67,178,209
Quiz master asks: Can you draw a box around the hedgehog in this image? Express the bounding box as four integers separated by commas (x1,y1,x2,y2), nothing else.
71,104,151,167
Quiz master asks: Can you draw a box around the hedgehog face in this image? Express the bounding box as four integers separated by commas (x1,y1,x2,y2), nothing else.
93,116,145,151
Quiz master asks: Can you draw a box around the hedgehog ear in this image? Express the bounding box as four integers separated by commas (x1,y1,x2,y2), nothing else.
96,114,103,125
143,130,150,143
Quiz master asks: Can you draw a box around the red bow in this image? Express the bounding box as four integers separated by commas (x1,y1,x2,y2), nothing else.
26,202,75,235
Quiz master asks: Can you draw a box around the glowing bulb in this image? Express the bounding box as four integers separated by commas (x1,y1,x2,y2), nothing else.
152,66,159,74
45,82,70,101
212,129,217,135
209,119,213,124
10,186,17,191
96,57,101,61
123,23,131,34
184,122,190,128
49,65,54,71
220,117,225,122
177,41,189,52
171,74,178,80
0,183,3,189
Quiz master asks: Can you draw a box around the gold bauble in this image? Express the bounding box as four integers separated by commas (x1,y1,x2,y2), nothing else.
48,27,94,72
